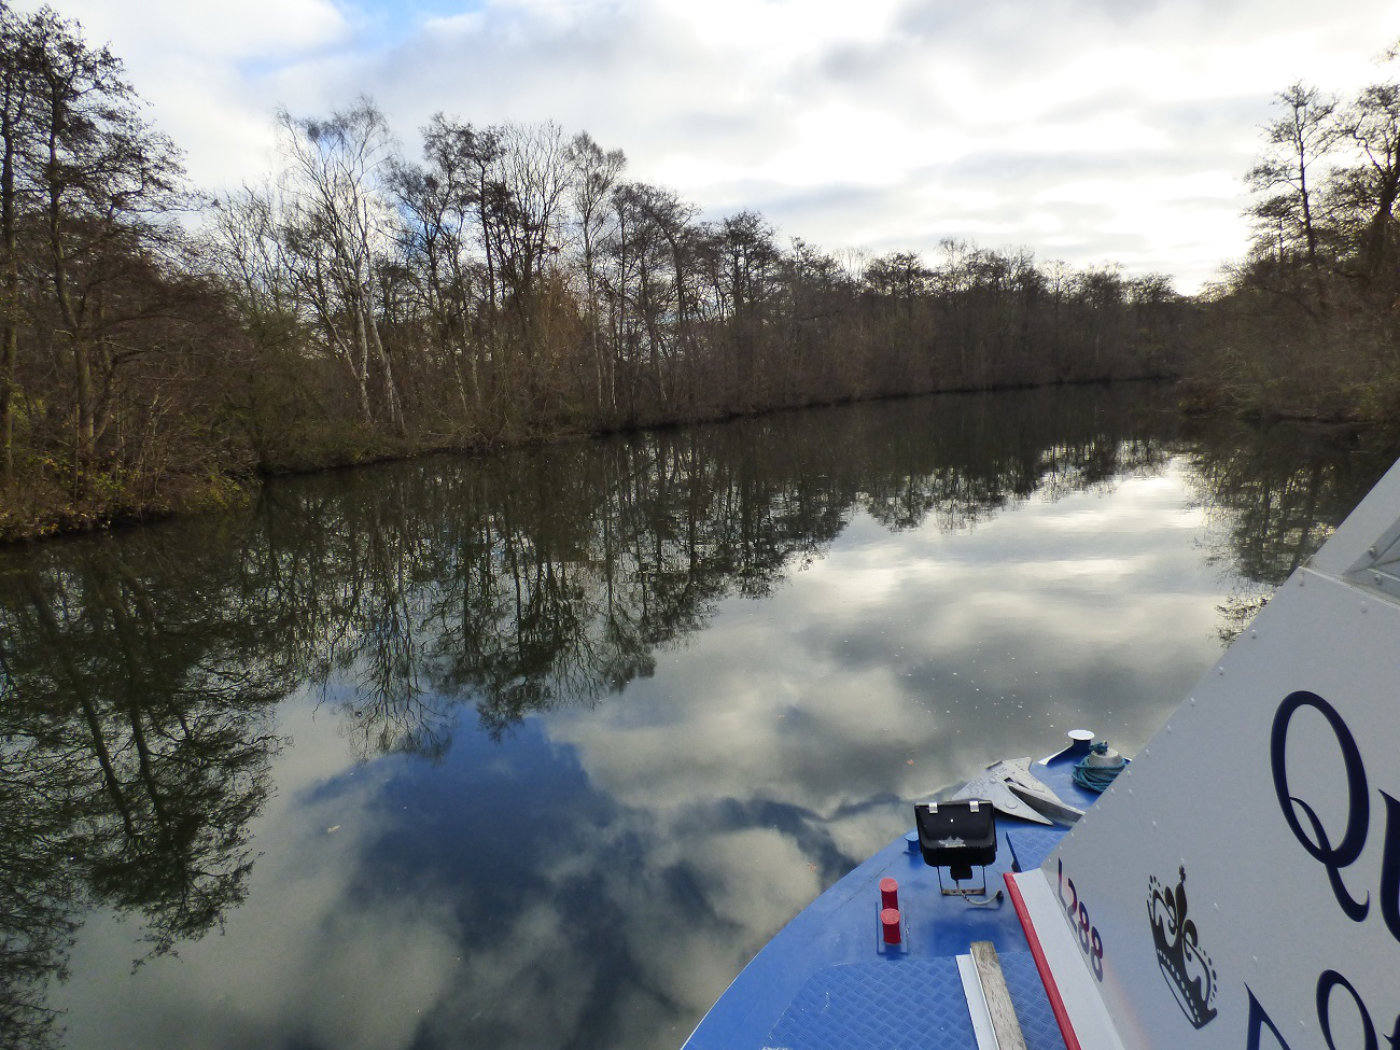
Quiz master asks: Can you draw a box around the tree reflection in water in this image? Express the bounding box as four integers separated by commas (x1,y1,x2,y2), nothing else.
287,388,1185,752
0,528,287,1049
0,385,1395,1048
1185,421,1393,642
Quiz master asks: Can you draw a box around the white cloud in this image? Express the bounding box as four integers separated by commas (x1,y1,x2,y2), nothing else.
53,722,462,1050
54,0,347,59
18,0,349,188
28,0,1400,288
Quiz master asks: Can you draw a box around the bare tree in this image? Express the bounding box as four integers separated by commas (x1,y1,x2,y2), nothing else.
1339,80,1400,282
492,122,570,352
19,7,185,485
566,131,624,412
278,99,405,433
1247,82,1339,308
399,115,512,420
0,3,37,490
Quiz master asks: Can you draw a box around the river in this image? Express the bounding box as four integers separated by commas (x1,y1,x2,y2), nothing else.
0,384,1394,1050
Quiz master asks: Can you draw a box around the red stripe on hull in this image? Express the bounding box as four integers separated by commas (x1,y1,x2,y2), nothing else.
1004,871,1083,1050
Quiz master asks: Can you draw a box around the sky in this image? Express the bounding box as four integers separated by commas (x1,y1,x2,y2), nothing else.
30,0,1400,293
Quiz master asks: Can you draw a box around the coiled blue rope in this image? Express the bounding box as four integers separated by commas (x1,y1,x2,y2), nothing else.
1072,741,1126,793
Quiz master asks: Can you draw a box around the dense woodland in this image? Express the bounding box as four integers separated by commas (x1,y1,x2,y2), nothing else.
0,6,1396,541
0,6,1187,540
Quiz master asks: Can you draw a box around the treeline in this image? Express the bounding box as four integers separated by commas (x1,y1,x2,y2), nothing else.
1190,52,1400,420
0,5,1185,541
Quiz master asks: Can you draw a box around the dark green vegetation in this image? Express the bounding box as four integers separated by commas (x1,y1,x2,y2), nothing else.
1,386,1395,1049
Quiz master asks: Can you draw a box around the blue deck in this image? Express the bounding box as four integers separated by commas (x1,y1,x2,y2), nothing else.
682,749,1103,1049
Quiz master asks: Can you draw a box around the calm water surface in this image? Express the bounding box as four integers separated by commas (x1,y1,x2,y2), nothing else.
1,385,1395,1050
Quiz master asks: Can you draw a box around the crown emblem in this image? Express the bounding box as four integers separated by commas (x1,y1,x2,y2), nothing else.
1147,866,1219,1029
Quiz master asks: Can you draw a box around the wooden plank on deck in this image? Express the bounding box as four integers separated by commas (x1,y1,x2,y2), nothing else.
970,940,1028,1050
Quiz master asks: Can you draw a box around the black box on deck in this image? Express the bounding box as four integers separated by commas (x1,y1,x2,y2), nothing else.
914,799,997,869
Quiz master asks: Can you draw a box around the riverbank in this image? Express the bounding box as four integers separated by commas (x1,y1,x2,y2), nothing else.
9,371,1394,547
2,375,1182,545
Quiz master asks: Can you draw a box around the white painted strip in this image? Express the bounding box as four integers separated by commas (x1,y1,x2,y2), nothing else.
1012,870,1127,1050
957,953,1000,1050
